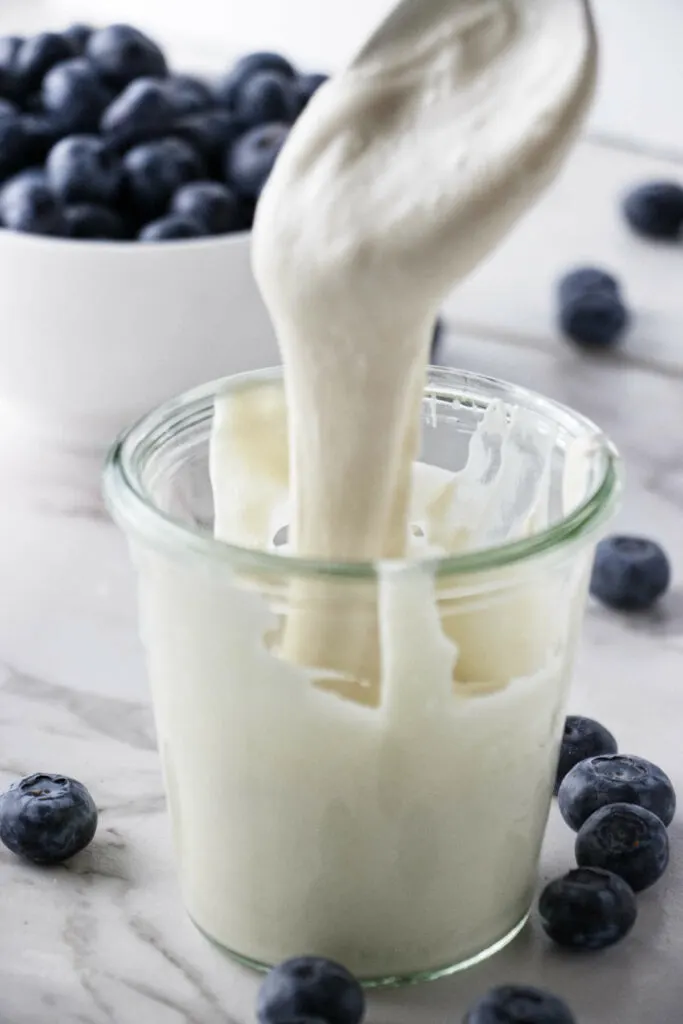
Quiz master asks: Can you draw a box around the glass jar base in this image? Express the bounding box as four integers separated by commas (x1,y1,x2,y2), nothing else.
189,910,530,989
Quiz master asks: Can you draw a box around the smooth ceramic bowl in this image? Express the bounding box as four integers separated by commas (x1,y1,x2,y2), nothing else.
0,227,278,509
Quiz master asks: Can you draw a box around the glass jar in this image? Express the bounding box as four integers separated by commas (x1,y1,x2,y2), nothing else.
104,365,620,986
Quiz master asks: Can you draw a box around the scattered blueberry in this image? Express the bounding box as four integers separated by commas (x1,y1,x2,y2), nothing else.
228,122,289,197
14,32,77,94
623,181,683,241
63,203,126,240
165,74,214,115
464,985,576,1024
0,170,64,235
47,135,121,206
557,266,621,307
62,24,93,55
235,70,298,126
139,213,208,241
539,867,637,951
555,715,618,795
591,535,671,612
558,754,676,832
0,773,97,864
100,77,176,142
87,24,167,89
297,73,328,110
558,290,629,349
257,958,364,1024
124,137,205,219
171,181,240,234
576,803,669,893
42,58,113,133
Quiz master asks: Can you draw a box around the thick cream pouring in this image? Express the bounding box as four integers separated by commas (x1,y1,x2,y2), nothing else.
249,0,597,563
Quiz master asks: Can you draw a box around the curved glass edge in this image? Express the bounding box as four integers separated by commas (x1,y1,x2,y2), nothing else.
103,366,622,582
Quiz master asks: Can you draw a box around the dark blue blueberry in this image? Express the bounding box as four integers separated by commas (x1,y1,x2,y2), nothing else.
464,985,576,1024
14,33,77,94
86,25,167,89
234,70,298,126
431,316,446,358
539,867,637,951
62,24,93,55
0,36,22,99
558,291,629,349
591,535,671,612
216,51,296,111
42,58,113,133
124,137,205,218
63,203,126,240
557,266,621,308
0,169,64,235
139,213,207,241
623,181,683,241
171,181,240,235
296,72,328,111
0,97,17,120
0,117,53,182
555,715,618,795
0,773,97,863
558,754,676,831
165,74,214,115
257,958,364,1024
228,123,289,198
174,110,243,173
47,135,122,206
100,78,176,143
576,803,669,893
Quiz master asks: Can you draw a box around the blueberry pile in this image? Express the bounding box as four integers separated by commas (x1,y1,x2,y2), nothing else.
0,25,327,240
540,716,676,951
0,772,97,864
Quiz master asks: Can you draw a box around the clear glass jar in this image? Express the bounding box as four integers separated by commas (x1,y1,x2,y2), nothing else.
104,366,620,986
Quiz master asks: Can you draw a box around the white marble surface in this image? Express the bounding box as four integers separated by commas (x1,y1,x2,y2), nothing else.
1,2,683,1023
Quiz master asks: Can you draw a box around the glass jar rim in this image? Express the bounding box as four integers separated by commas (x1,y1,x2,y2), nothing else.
103,365,621,581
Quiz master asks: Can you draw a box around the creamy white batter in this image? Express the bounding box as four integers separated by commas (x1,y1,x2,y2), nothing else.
150,0,600,978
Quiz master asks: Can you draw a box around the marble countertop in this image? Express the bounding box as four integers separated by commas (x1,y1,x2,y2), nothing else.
1,3,683,1023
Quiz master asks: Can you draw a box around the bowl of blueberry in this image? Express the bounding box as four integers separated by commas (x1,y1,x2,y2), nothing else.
0,23,325,506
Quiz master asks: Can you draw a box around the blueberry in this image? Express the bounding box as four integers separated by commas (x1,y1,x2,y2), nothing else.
623,181,683,241
0,98,18,120
228,123,289,198
0,117,51,182
171,181,240,235
591,535,671,612
62,24,93,55
557,266,620,307
235,71,298,126
297,73,328,110
139,213,207,241
464,985,576,1024
555,715,618,795
540,867,636,950
100,78,176,142
0,36,22,99
0,169,64,236
558,754,676,831
47,135,121,206
576,803,669,893
174,110,243,173
86,25,167,89
63,203,126,240
558,291,629,349
0,773,97,863
165,74,214,115
42,58,113,133
124,137,205,219
14,33,77,94
257,958,364,1024
217,51,296,111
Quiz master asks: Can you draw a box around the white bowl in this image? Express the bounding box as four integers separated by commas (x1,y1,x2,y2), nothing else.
0,228,278,509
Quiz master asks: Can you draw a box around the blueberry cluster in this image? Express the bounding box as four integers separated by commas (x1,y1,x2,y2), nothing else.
0,25,327,240
257,956,578,1024
540,716,676,952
